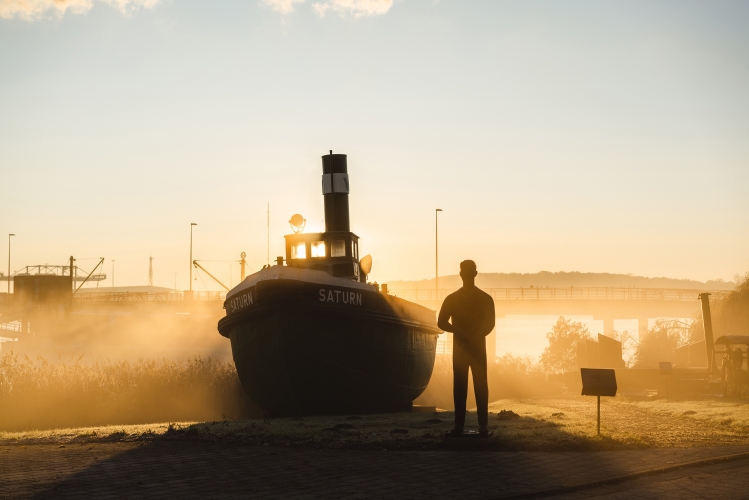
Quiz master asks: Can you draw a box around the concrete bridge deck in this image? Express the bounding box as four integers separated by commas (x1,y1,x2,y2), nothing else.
392,287,723,355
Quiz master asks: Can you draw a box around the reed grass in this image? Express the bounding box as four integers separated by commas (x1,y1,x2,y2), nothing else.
0,350,561,433
0,350,259,432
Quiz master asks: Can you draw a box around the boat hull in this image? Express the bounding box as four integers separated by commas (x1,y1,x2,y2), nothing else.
218,274,439,416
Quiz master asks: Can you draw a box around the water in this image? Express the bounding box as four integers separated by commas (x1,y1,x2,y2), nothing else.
436,316,644,362
495,315,646,360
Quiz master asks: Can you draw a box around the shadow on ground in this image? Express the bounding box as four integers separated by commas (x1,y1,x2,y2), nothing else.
21,439,643,500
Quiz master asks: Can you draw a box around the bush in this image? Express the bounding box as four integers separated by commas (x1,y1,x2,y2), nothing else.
631,319,688,368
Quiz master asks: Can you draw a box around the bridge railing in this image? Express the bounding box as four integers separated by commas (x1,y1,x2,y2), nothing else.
390,287,727,302
73,291,226,302
0,320,22,332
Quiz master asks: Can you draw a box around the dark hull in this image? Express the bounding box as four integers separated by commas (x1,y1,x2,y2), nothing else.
218,278,439,416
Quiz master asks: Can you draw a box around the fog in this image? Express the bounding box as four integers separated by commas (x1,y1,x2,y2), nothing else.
0,304,262,432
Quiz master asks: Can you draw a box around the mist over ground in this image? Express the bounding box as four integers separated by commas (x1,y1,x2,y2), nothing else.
1,273,746,433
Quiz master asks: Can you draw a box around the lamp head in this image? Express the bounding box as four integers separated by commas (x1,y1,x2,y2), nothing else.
289,214,306,233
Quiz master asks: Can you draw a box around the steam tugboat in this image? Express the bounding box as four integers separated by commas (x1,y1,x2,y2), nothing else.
217,153,441,416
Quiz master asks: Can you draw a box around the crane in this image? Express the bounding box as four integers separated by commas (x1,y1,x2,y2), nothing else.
192,253,249,292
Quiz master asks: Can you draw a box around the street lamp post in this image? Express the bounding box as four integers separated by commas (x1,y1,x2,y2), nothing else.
190,223,197,292
435,209,442,301
7,234,15,295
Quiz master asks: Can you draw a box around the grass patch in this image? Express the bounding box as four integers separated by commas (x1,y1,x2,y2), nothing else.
6,396,748,451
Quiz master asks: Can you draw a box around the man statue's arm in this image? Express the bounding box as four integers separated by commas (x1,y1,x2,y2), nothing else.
437,297,454,333
481,295,496,337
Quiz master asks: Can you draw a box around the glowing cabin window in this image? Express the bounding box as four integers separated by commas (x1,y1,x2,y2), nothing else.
311,241,325,258
331,240,346,258
291,242,306,259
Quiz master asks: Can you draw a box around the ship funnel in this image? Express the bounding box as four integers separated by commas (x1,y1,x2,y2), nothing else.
321,152,350,232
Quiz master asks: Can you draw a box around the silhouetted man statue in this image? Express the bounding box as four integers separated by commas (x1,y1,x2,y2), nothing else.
438,260,495,435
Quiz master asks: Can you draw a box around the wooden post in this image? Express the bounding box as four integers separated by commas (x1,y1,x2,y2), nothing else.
597,396,601,435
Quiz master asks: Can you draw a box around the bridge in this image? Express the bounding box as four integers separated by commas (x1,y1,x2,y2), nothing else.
4,285,716,335
1,285,724,357
0,290,226,339
391,287,722,331
391,287,725,355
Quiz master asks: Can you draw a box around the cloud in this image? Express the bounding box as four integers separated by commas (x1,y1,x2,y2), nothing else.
262,0,393,17
260,0,306,14
313,0,392,17
0,0,159,21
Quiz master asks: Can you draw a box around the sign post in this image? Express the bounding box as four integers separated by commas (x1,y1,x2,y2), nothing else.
580,368,617,436
659,362,672,399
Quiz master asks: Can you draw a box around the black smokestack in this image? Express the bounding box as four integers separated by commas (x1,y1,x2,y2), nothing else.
322,152,350,232
699,293,716,374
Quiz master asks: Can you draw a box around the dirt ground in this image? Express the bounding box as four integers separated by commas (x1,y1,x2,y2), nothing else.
2,396,748,452
488,396,749,449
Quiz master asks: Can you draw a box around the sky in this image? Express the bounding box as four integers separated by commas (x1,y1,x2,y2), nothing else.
1,0,748,290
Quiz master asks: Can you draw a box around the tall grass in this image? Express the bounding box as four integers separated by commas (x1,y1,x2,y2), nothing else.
0,350,260,432
415,354,563,410
1,350,565,432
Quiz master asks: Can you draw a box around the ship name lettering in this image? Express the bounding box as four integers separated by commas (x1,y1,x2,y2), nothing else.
318,288,361,306
230,292,253,313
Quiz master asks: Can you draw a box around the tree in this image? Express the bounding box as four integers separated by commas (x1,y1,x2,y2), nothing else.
540,317,592,374
631,319,686,368
715,272,749,335
687,272,749,343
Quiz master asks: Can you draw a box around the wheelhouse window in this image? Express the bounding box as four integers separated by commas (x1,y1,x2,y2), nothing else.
311,241,326,258
352,241,358,259
331,240,346,258
291,242,306,259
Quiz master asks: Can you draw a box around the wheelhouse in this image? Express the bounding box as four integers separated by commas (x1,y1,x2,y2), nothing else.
284,231,362,281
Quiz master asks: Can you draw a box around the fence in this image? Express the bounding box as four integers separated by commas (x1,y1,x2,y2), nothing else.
436,335,453,355
73,291,226,302
0,320,22,332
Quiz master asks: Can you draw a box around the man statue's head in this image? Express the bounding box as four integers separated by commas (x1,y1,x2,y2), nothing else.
459,260,477,287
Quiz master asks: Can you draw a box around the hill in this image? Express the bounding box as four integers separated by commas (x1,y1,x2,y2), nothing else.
386,272,735,290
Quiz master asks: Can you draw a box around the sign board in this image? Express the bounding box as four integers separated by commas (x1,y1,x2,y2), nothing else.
659,362,673,375
580,368,617,397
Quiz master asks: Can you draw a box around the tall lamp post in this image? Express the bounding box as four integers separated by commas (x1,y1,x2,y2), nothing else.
435,209,442,300
7,234,15,295
190,223,197,292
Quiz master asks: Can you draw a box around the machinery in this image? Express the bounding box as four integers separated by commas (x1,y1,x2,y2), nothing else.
701,292,749,397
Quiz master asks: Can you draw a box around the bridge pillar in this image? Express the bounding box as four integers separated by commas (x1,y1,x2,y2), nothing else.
602,317,615,336
638,317,650,338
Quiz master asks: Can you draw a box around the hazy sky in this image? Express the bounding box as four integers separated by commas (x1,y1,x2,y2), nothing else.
1,0,747,290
